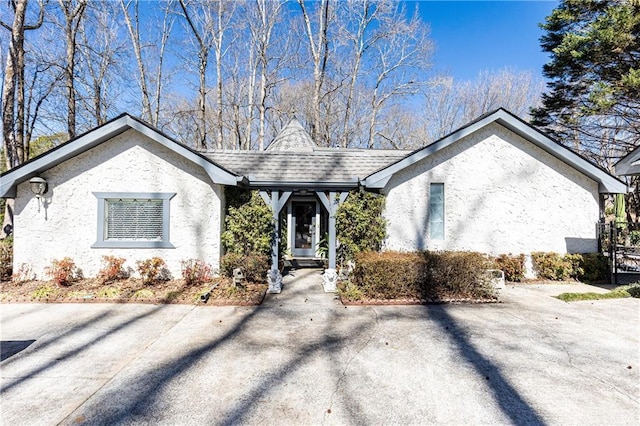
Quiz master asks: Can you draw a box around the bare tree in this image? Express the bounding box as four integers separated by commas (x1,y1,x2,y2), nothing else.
421,69,544,142
1,0,45,169
121,0,175,126
57,0,87,139
78,1,126,126
338,0,378,148
298,0,332,144
1,0,45,237
365,5,432,148
253,0,285,150
180,0,230,149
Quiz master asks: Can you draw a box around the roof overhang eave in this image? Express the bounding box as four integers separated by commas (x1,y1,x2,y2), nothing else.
246,179,360,191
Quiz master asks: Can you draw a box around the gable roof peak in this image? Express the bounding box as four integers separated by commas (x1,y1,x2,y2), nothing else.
266,118,317,152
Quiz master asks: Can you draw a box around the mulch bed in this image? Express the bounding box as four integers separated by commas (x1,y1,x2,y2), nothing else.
0,277,267,306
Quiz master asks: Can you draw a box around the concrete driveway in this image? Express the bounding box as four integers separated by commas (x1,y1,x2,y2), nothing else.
1,269,639,425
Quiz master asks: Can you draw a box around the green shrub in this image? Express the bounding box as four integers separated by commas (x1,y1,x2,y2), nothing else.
181,259,213,286
0,237,12,281
630,230,640,246
626,284,640,298
531,252,580,281
136,257,169,285
564,253,584,278
46,257,82,286
97,255,127,283
351,251,495,300
222,191,274,259
336,191,386,265
337,280,363,301
494,254,525,282
220,252,268,283
578,253,610,282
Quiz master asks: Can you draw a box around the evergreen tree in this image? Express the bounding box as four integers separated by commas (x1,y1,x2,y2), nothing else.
531,0,640,167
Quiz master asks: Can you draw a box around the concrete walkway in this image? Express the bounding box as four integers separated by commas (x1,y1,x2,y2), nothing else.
1,272,639,425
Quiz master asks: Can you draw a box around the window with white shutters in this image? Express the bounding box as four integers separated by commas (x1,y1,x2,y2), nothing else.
92,192,176,248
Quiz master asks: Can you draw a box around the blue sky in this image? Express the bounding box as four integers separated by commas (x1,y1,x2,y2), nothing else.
415,0,558,81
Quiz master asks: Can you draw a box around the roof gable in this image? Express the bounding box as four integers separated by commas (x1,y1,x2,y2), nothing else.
363,108,627,194
0,114,240,197
266,118,317,152
614,146,640,176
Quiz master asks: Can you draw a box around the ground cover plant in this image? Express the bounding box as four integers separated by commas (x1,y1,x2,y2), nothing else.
556,284,640,302
339,250,497,303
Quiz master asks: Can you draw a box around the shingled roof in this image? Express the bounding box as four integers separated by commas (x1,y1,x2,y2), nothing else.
204,148,410,187
266,118,316,152
203,118,410,188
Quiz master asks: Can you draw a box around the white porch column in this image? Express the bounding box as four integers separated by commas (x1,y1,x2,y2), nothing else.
259,190,292,293
316,191,349,292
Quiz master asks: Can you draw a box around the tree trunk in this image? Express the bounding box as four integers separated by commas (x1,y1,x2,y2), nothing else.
59,0,87,139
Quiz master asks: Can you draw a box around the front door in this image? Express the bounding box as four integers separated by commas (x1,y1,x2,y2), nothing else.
291,200,318,257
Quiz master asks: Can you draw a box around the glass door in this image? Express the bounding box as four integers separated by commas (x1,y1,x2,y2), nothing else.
292,201,317,257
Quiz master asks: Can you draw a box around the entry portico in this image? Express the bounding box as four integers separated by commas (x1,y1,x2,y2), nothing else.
205,119,409,292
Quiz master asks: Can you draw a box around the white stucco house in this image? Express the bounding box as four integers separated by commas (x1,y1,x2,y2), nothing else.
0,108,627,291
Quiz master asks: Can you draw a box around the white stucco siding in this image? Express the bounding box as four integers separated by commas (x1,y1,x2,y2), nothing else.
383,123,600,255
13,129,224,279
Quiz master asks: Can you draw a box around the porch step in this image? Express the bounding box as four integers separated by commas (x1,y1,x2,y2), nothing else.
288,258,326,269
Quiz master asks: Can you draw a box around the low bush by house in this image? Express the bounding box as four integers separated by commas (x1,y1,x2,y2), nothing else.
220,252,269,283
494,253,525,282
344,251,496,302
0,237,12,281
46,257,83,286
181,259,213,286
577,253,610,282
136,257,170,285
531,252,583,281
531,252,609,282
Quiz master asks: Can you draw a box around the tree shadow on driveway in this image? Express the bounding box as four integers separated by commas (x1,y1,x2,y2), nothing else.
424,305,547,425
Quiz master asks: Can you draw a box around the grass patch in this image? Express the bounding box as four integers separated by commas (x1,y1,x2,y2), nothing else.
165,291,182,301
97,287,120,299
32,285,56,299
132,289,154,300
556,284,640,302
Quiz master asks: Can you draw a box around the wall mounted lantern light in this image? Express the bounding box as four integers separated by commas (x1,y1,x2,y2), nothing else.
29,177,48,212
29,176,48,197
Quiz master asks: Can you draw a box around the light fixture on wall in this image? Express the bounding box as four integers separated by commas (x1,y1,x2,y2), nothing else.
29,176,48,197
29,176,48,213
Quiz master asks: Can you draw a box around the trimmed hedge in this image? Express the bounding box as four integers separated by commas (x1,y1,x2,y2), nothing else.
531,252,609,282
348,251,496,301
494,253,525,282
578,253,610,282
